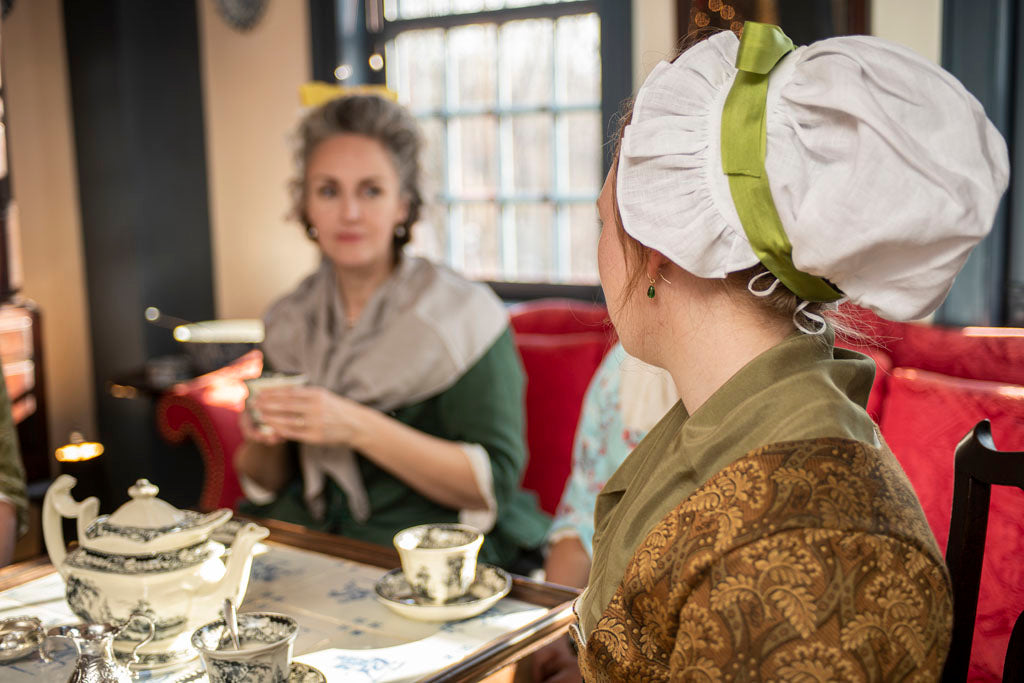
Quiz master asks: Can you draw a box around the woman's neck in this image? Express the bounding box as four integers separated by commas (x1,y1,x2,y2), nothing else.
333,259,395,324
648,291,792,416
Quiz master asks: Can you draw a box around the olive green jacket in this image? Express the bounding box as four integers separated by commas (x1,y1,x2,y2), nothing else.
0,377,28,537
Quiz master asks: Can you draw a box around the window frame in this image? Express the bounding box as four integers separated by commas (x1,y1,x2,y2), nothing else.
308,0,632,301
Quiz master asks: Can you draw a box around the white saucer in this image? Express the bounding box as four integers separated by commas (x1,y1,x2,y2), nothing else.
174,661,325,682
374,563,511,622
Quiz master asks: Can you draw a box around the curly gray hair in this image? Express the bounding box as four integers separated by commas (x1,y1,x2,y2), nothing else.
290,95,423,254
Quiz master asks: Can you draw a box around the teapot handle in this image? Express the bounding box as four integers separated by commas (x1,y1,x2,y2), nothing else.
121,612,155,671
42,475,100,574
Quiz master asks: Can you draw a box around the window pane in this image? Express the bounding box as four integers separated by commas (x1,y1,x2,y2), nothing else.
512,203,556,281
449,115,497,199
458,203,501,279
505,0,566,7
555,13,600,105
387,2,603,284
395,0,452,19
507,113,552,195
451,0,504,12
567,202,599,282
448,24,497,109
391,30,446,112
409,202,449,264
418,117,446,201
560,111,602,194
500,19,553,107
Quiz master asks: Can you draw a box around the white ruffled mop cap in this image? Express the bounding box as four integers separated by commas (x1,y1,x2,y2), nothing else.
617,28,1010,321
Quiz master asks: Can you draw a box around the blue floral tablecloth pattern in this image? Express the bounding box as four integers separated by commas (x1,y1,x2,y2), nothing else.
0,543,547,682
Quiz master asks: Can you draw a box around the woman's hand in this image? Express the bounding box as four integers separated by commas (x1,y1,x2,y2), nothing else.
253,386,487,509
239,408,284,446
253,386,368,446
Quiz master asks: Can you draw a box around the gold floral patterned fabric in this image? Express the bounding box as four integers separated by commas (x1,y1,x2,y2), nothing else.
580,330,876,637
573,437,952,681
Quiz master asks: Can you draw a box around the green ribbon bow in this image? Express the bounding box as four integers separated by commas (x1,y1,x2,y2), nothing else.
721,22,842,302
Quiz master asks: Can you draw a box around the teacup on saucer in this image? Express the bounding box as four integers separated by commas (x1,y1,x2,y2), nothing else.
191,612,297,683
393,523,484,604
375,563,511,622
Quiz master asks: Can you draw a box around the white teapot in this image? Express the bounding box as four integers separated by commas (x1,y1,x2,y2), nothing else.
43,476,269,669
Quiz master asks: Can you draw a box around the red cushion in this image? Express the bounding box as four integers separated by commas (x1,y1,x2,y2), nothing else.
509,299,610,336
156,351,261,510
879,368,1024,681
510,300,614,514
890,323,1024,386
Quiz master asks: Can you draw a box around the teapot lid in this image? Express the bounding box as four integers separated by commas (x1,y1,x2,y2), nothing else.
82,479,232,554
107,480,183,529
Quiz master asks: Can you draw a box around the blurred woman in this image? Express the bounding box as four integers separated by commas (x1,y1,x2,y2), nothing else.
234,94,549,571
574,23,1008,679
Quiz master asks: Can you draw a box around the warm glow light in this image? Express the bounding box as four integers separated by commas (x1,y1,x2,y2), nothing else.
173,325,191,342
144,306,160,321
334,64,353,81
963,326,1024,337
109,384,138,400
201,379,249,409
56,433,104,463
368,54,384,71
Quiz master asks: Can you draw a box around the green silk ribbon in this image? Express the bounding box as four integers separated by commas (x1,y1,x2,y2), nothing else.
721,22,842,302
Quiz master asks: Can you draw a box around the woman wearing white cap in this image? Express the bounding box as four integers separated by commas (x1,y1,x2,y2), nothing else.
571,23,1009,680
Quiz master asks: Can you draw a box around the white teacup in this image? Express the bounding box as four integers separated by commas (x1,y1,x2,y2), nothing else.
393,523,484,604
191,612,297,683
243,373,308,429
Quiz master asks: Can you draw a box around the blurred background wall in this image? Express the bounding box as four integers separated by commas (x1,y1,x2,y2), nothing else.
197,0,319,320
5,0,93,453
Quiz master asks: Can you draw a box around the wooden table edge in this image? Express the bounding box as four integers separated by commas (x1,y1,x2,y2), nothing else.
0,556,54,592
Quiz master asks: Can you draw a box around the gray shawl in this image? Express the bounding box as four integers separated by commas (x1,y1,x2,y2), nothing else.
261,257,509,522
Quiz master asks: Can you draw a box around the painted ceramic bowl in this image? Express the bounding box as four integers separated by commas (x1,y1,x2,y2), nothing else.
392,523,484,604
191,612,298,683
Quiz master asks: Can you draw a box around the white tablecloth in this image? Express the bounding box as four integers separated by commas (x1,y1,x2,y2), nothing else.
0,543,548,681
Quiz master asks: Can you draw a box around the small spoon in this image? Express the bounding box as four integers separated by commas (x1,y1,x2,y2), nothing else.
222,598,241,650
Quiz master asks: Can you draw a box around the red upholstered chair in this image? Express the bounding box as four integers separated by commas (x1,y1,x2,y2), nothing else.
890,324,1024,387
156,350,262,510
880,369,1024,681
509,300,614,514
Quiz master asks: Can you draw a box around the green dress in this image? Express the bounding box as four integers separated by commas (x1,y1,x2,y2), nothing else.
241,329,551,570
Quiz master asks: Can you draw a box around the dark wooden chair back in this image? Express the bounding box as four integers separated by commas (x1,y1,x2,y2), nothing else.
942,420,1024,682
1005,610,1024,682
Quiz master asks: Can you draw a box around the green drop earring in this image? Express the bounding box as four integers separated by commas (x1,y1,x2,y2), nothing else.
647,276,656,299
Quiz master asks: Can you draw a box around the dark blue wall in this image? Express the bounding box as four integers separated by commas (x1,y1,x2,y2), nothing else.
938,0,1018,326
63,1,213,506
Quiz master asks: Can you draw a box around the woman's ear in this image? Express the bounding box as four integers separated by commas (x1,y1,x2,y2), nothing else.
647,250,671,280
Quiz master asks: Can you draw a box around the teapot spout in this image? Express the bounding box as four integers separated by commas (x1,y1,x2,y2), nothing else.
42,475,100,578
215,523,269,605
